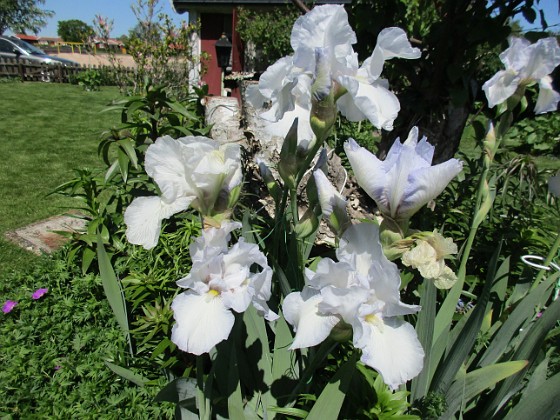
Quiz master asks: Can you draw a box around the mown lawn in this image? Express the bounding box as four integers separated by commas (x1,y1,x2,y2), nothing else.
0,81,122,277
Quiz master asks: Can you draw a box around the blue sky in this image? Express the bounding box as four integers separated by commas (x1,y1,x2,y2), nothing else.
27,0,560,38
37,0,187,38
522,0,559,31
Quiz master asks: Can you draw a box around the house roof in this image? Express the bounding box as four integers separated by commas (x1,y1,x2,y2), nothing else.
172,0,350,13
15,34,39,41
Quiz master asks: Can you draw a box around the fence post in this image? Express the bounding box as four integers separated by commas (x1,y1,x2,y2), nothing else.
16,56,24,82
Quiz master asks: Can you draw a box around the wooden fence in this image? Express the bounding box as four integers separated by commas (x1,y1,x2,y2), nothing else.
0,57,133,83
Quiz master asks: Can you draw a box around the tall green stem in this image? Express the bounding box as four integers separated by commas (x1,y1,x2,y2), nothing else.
457,164,490,281
271,187,289,262
196,356,210,420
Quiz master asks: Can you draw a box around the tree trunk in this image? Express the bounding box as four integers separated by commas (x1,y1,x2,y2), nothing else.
378,102,470,164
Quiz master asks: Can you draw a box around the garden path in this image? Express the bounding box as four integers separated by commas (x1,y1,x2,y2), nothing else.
4,214,86,255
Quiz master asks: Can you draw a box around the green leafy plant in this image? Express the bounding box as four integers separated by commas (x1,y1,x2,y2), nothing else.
0,254,174,418
75,69,103,91
503,112,560,155
54,82,208,274
236,5,301,71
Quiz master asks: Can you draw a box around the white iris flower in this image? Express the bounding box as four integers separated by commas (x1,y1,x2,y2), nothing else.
482,37,560,114
171,222,278,355
253,4,420,143
344,127,463,222
124,135,242,249
283,223,424,390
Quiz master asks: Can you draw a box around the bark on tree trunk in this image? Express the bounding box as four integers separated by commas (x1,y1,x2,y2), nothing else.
377,103,470,164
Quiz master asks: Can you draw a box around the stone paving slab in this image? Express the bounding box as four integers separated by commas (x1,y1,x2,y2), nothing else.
4,214,87,255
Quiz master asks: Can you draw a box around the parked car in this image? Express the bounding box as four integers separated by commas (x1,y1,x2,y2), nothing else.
0,35,79,66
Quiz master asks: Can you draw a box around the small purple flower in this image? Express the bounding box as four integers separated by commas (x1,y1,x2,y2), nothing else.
2,300,18,314
54,365,61,371
32,288,48,300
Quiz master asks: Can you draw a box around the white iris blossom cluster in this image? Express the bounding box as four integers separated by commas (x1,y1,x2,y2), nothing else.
483,36,560,114
172,222,277,355
250,4,421,148
283,223,424,390
124,135,242,249
121,4,472,391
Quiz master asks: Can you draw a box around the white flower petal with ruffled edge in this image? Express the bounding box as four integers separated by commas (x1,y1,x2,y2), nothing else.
264,103,315,148
189,221,242,262
357,317,424,390
290,4,356,63
523,37,560,80
319,284,369,324
432,265,458,290
283,288,339,349
337,223,418,318
259,56,299,122
178,233,277,322
376,27,422,61
176,252,222,293
482,69,520,108
402,240,437,270
499,37,531,70
535,75,560,114
337,76,400,130
397,158,463,220
171,291,235,355
343,138,389,212
144,136,195,202
220,240,270,310
310,258,358,289
124,196,192,249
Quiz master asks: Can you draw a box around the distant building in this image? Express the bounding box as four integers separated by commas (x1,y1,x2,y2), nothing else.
14,34,40,45
36,37,62,46
92,37,125,51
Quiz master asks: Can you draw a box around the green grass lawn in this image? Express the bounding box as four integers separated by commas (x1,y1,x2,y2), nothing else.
0,81,122,277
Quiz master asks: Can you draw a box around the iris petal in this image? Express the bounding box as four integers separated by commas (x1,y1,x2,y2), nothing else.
283,290,339,349
124,196,192,249
171,291,235,355
358,317,424,390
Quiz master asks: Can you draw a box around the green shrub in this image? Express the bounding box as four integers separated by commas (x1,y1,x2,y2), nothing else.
0,254,174,418
236,5,301,71
72,69,103,91
504,112,560,155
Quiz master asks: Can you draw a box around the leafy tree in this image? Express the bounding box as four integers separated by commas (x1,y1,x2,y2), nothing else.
347,0,550,162
236,5,301,71
0,0,53,35
57,19,94,42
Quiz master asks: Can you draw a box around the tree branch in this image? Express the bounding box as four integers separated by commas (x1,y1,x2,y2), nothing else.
291,0,310,14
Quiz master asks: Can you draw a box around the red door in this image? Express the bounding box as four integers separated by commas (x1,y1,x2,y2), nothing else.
200,13,232,96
